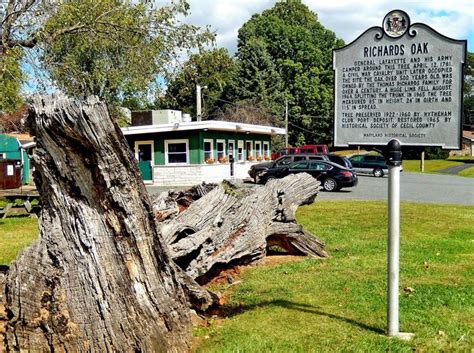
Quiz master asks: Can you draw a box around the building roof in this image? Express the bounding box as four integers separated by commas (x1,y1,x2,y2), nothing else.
5,133,34,144
121,120,286,136
463,130,474,141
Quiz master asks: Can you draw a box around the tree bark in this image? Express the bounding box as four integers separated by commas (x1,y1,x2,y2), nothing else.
0,96,327,351
1,96,192,352
156,175,327,284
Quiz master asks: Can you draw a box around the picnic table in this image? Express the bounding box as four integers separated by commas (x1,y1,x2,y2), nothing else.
0,189,41,218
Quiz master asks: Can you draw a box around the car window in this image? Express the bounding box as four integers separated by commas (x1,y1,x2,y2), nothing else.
309,162,331,171
291,162,308,169
308,156,324,160
293,156,306,162
350,155,363,162
365,155,377,161
327,155,341,163
276,156,292,165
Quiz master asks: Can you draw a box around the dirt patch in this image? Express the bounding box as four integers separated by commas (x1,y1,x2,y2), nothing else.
260,254,305,266
206,267,242,286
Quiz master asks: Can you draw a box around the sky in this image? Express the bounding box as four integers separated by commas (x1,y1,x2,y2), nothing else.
172,0,474,54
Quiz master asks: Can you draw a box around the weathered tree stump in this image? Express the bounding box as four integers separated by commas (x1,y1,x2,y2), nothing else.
0,96,327,352
156,175,327,283
1,96,193,352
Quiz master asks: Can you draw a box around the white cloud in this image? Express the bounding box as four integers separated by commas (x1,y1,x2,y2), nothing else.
174,0,473,53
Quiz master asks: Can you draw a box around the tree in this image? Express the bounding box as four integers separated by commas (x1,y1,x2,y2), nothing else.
0,0,214,112
228,37,285,125
0,48,24,113
235,0,344,145
463,52,474,125
161,48,236,118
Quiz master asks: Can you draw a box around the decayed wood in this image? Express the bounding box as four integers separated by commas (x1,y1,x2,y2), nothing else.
1,96,193,352
157,175,327,283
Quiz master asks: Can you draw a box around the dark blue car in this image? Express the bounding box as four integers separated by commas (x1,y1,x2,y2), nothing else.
259,160,358,191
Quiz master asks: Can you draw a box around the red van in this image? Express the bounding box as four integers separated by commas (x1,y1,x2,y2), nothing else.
299,144,329,155
271,144,329,159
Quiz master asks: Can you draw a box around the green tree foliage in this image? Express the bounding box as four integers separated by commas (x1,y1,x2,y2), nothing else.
1,0,213,116
464,52,474,125
41,0,213,110
235,0,344,145
161,48,235,117
0,48,24,113
228,38,284,125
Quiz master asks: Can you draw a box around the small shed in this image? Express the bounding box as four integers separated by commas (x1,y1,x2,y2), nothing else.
0,159,22,189
122,110,286,185
0,133,35,185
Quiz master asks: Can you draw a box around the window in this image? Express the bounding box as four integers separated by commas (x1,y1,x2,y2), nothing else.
293,156,306,162
350,155,363,162
255,141,262,158
204,139,213,162
228,140,235,159
217,139,226,161
0,153,6,159
310,162,332,171
263,142,270,158
277,156,292,166
238,141,244,161
292,162,308,170
246,141,253,160
165,139,188,165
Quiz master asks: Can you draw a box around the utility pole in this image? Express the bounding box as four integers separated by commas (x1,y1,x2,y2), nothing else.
196,84,202,121
285,99,288,147
196,84,207,122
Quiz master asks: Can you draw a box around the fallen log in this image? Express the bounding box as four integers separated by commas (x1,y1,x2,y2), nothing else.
1,96,194,352
157,176,328,283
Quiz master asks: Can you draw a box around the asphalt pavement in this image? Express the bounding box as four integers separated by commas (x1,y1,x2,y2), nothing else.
145,172,474,206
315,172,474,206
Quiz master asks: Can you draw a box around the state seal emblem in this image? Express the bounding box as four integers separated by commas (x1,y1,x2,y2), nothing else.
383,10,410,38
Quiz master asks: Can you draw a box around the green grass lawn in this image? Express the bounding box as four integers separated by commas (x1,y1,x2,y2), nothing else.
195,201,474,352
459,166,474,178
402,160,463,173
0,217,39,265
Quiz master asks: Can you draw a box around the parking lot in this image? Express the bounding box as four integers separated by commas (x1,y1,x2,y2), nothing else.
315,172,474,206
146,172,474,206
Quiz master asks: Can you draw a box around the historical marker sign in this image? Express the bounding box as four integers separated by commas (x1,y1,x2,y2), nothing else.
333,10,466,148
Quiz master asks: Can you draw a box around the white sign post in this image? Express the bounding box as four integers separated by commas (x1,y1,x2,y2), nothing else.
333,10,466,340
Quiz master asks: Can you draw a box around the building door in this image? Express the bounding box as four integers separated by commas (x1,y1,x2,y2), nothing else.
135,141,153,183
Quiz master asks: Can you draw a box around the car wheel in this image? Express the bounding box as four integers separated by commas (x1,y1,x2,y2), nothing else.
373,168,384,177
323,177,338,192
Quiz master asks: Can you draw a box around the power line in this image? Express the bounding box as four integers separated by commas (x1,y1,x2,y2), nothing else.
288,121,318,135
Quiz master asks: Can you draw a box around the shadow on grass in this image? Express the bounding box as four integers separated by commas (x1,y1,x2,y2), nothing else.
220,298,384,334
448,158,474,164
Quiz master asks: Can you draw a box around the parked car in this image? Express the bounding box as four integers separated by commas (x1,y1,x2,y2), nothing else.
259,160,358,191
326,154,353,170
349,154,398,177
249,154,329,183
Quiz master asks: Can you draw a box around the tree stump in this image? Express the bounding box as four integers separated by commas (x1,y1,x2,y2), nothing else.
156,175,327,283
1,96,192,352
0,96,327,352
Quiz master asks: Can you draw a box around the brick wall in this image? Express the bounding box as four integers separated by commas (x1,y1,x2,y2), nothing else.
153,162,258,186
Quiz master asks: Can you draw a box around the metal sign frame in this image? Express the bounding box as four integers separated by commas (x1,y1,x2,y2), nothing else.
333,10,467,149
332,10,467,341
